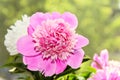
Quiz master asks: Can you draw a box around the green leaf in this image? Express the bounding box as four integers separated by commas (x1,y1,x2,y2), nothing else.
6,54,22,63
1,62,26,68
82,55,91,63
76,60,96,79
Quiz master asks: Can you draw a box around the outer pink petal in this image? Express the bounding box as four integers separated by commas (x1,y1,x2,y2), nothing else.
91,62,102,70
23,54,56,76
43,60,56,76
23,54,47,72
100,49,109,67
30,12,44,29
27,25,34,36
23,56,41,71
92,54,103,69
92,49,109,69
55,60,67,74
62,12,78,29
17,35,39,56
51,12,61,19
67,49,84,68
75,35,89,48
30,12,51,29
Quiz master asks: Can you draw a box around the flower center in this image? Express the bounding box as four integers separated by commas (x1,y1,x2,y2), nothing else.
32,19,77,60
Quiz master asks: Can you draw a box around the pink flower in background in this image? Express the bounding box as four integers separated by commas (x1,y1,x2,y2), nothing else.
88,49,120,80
17,12,89,76
91,49,109,69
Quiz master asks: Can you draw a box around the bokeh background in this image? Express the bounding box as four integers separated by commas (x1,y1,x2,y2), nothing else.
0,0,120,80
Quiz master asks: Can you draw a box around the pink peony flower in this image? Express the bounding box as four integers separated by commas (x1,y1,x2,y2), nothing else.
17,12,89,76
91,49,109,69
88,49,120,80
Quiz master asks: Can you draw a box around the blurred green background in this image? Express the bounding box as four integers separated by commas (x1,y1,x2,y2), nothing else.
0,0,120,79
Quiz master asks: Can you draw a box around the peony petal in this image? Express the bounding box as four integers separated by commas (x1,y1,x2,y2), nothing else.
30,12,44,29
92,49,109,69
51,12,61,19
93,70,106,80
75,35,89,48
67,49,84,68
92,54,103,69
30,12,51,29
91,62,102,70
17,35,39,56
23,55,41,71
27,25,34,36
43,60,56,76
100,49,109,66
23,54,56,76
109,72,118,80
62,12,78,29
55,60,67,74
